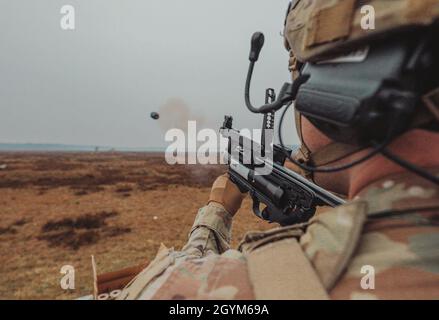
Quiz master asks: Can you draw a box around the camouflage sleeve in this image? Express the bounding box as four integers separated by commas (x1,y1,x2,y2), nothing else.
118,203,236,300
181,202,233,257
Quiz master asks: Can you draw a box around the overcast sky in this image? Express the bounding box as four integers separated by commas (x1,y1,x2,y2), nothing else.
0,0,298,149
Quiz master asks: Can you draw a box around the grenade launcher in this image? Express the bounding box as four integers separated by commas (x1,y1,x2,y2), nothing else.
220,111,345,226
220,32,345,226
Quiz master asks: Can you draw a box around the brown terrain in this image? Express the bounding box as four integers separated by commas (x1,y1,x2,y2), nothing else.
0,152,273,299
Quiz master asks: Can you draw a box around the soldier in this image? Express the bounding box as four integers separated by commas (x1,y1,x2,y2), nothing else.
116,0,439,300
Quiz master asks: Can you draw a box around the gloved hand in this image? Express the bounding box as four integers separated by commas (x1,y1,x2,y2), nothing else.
208,173,247,217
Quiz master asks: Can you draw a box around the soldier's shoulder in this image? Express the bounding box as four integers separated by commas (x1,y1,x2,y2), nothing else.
358,173,439,213
330,174,439,299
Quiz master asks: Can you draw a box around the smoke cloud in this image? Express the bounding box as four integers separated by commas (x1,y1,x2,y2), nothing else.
157,98,208,133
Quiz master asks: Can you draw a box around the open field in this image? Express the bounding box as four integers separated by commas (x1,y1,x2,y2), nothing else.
0,152,272,299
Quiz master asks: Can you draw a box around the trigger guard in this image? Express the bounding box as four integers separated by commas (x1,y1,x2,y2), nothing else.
251,195,270,221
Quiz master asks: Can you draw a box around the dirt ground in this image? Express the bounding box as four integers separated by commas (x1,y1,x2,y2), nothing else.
0,152,273,299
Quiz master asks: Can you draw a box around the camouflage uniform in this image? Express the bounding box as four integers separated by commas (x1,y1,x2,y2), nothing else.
114,0,439,300
117,171,439,300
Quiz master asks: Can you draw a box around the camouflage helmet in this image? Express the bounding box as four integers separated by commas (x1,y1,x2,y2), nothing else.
284,0,439,63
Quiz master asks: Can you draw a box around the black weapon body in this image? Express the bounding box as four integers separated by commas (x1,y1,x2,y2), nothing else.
220,116,345,226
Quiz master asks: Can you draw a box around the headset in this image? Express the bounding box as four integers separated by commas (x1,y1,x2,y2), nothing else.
243,25,439,185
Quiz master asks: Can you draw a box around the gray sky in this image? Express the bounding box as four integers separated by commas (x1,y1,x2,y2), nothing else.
0,0,298,149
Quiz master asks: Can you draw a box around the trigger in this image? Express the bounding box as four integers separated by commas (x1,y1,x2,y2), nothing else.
261,207,270,221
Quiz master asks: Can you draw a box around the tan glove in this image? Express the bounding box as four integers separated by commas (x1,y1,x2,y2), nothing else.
208,174,247,216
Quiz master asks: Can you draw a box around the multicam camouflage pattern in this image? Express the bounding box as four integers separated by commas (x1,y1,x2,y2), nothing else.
119,172,439,300
118,203,254,300
330,171,439,300
284,0,439,62
181,202,233,256
149,203,254,300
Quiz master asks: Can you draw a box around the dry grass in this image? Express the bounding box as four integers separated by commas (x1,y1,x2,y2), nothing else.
0,152,272,299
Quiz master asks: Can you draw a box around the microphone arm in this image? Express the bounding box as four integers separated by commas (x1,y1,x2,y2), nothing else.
244,32,308,114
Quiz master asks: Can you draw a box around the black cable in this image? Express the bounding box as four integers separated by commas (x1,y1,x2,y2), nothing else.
278,102,391,173
368,206,439,220
279,101,439,185
245,62,259,113
245,62,308,114
378,147,439,185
